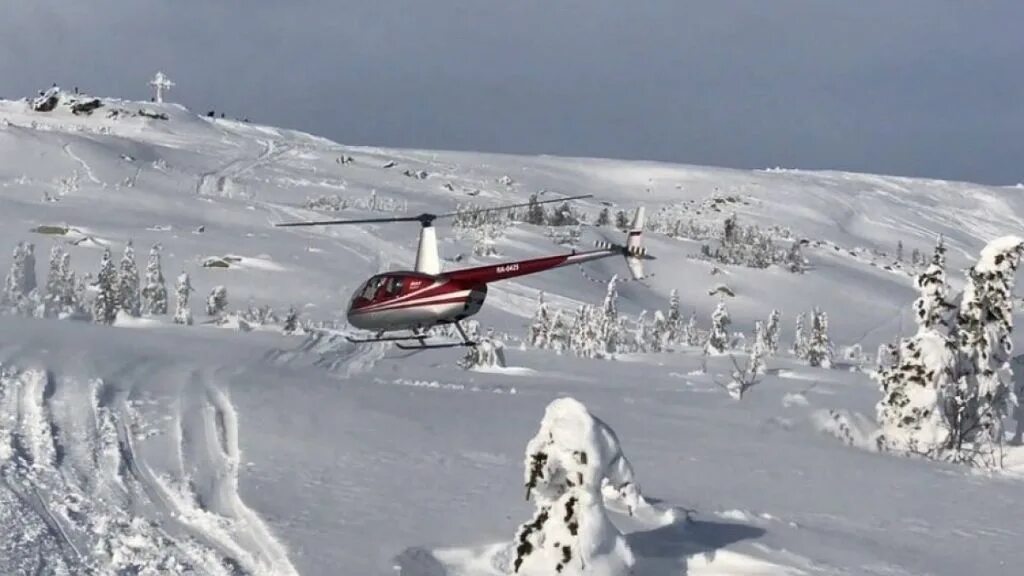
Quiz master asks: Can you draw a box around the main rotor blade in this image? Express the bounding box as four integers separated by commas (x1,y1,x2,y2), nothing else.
434,193,594,220
275,216,423,227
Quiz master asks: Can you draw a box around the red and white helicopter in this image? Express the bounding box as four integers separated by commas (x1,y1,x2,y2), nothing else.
276,195,651,349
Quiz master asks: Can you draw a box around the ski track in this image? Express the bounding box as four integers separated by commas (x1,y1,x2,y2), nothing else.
61,142,102,186
195,138,291,198
0,364,298,575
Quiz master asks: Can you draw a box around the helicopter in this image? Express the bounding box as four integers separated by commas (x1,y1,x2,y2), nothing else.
275,194,652,349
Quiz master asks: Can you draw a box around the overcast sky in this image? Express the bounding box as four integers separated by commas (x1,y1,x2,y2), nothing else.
2,1,1021,184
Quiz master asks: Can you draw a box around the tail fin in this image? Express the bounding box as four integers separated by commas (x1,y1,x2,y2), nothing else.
596,207,652,280
624,207,648,280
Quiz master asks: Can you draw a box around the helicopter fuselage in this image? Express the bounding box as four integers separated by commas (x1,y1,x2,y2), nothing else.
346,249,618,332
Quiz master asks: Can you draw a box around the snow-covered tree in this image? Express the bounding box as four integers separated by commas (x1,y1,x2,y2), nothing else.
597,275,622,356
792,313,807,358
684,310,700,347
875,248,955,455
765,309,781,355
806,307,832,368
949,236,1024,465
912,257,955,333
42,244,66,318
92,248,118,325
665,289,683,347
173,272,193,325
932,234,946,268
206,285,228,317
705,300,731,355
512,398,639,575
650,310,669,353
596,207,611,227
460,328,507,370
282,306,301,335
4,242,29,307
614,210,629,231
875,342,897,373
23,243,36,295
60,251,85,318
528,292,553,348
141,244,167,315
549,309,569,353
117,241,140,317
787,241,806,273
525,193,546,225
547,201,579,227
896,240,904,263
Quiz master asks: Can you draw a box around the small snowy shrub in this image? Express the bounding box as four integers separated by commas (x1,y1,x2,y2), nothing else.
206,285,228,317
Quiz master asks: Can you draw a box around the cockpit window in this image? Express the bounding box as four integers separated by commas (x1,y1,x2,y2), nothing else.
360,277,384,300
385,277,404,295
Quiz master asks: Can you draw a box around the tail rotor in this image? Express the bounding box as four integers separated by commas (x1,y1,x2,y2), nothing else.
594,206,653,280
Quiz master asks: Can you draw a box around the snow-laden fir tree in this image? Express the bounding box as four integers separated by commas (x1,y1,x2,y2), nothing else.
596,207,611,227
632,310,650,354
684,310,700,347
528,291,553,349
23,243,37,295
92,248,118,325
141,244,167,315
512,398,639,576
173,272,193,325
207,285,228,317
597,275,622,356
791,312,807,358
649,310,668,353
4,242,29,307
765,309,781,355
60,251,84,318
750,324,768,376
117,241,140,317
949,237,1024,465
806,307,832,368
549,309,569,353
705,300,731,355
665,289,683,347
42,244,66,318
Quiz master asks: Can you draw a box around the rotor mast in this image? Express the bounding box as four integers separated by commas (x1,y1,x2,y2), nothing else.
414,217,441,274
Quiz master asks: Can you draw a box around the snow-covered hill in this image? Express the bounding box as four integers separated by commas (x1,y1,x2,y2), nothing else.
1,93,1023,576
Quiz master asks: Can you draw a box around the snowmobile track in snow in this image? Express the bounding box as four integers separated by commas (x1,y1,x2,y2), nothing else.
0,364,297,575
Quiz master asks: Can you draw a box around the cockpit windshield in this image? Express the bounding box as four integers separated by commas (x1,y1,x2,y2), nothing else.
358,276,385,301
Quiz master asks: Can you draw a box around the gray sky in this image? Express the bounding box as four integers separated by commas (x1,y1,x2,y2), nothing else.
2,1,1021,184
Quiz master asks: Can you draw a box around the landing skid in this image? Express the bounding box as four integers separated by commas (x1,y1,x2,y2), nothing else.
347,321,478,350
395,340,476,350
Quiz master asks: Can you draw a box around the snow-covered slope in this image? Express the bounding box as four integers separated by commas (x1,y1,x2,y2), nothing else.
1,94,1023,576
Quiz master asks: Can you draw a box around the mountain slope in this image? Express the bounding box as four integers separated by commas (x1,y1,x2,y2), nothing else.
1,95,1023,576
